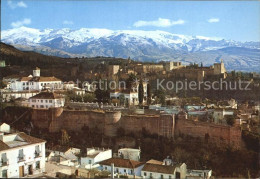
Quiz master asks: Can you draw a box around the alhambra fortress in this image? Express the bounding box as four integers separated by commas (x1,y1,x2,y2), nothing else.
26,107,242,148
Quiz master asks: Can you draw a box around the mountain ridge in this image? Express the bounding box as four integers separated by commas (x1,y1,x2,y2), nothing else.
2,26,260,71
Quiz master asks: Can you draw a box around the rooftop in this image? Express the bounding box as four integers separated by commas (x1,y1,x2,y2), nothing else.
0,132,46,152
142,163,180,174
20,76,61,82
30,92,63,99
99,158,144,169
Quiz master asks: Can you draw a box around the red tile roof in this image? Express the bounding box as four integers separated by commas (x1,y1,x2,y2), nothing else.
142,163,178,174
99,158,144,169
20,76,61,82
29,92,63,99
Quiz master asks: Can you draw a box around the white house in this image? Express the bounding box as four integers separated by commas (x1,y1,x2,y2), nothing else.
117,148,141,161
213,108,234,123
0,132,46,178
10,67,62,92
186,169,212,179
110,90,139,106
1,90,39,102
0,123,10,133
99,158,144,177
141,159,187,179
109,81,148,106
80,147,112,169
29,92,65,109
47,145,80,167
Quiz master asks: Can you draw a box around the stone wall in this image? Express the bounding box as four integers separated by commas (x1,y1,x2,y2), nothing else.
31,108,241,148
31,108,174,138
175,118,242,148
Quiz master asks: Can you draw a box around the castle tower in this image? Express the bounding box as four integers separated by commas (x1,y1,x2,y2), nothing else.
33,67,41,77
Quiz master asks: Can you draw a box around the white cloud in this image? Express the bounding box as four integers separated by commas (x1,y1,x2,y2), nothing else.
11,18,31,28
8,0,27,9
133,18,185,27
208,18,220,23
17,1,27,8
63,20,74,25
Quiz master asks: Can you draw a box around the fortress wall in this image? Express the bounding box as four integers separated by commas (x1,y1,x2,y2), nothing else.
175,119,242,148
119,114,175,138
31,108,240,147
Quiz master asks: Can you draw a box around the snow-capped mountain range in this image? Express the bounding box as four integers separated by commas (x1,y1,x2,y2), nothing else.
1,26,260,71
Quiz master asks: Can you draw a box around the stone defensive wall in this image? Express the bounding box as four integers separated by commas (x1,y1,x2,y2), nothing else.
31,108,241,148
31,108,174,138
175,118,242,148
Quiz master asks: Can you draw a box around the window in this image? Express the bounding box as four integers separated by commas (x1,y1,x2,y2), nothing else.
32,99,36,102
18,149,24,161
32,105,35,108
169,175,171,179
89,160,92,164
144,172,147,176
124,169,126,173
161,174,164,179
46,105,48,108
46,100,48,103
36,161,40,169
40,105,44,108
41,100,43,103
1,153,8,166
35,145,40,157
26,82,29,85
49,100,52,103
2,169,7,178
105,167,107,170
23,83,25,85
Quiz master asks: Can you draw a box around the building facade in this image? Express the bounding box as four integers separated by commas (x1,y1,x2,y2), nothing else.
0,132,46,178
29,92,65,109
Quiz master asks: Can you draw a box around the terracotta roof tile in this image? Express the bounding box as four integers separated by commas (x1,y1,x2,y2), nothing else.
99,158,144,169
142,163,176,174
30,92,63,99
20,76,61,82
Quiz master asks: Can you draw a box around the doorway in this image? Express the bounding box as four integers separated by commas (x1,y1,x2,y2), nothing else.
28,165,33,175
19,166,24,177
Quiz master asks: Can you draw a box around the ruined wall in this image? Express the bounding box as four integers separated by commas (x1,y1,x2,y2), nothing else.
175,119,242,148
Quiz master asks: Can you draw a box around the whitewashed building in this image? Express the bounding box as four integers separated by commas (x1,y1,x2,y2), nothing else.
99,158,144,177
117,148,141,161
47,146,80,167
10,67,62,92
28,92,65,109
80,148,112,169
186,169,212,179
141,159,187,179
0,132,46,178
0,123,10,133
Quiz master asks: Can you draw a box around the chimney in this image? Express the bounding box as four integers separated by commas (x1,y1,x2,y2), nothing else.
111,163,114,179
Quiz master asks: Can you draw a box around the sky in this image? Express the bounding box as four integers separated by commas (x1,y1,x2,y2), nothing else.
1,0,260,42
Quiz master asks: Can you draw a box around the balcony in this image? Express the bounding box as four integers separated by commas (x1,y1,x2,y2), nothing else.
18,155,26,162
0,159,9,167
34,152,42,158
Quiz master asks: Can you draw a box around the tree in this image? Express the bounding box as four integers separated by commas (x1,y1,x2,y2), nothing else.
119,94,125,106
226,115,235,126
83,93,95,103
61,129,70,146
147,83,152,105
154,89,166,105
126,73,136,90
138,80,144,105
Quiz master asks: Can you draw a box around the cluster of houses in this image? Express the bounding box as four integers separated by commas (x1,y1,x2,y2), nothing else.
0,123,212,178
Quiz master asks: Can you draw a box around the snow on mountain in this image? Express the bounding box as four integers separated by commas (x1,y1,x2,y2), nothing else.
1,26,260,71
